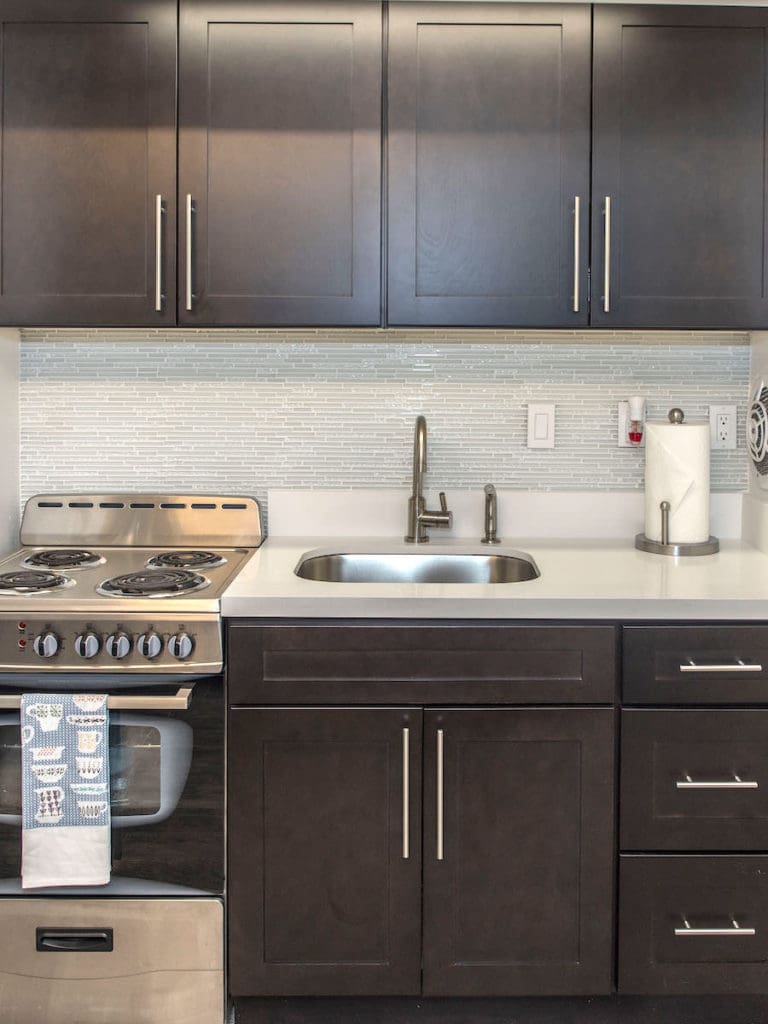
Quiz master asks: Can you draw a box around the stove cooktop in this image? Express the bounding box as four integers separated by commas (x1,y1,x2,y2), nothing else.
0,493,263,674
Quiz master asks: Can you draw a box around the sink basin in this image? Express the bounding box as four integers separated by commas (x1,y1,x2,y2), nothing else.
295,551,540,585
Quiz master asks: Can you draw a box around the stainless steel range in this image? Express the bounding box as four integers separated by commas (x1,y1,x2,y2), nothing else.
0,493,261,680
0,493,262,1024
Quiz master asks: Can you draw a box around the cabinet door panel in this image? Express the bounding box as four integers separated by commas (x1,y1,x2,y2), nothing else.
179,1,381,325
592,6,768,328
0,0,176,326
423,708,615,995
228,708,422,996
388,3,590,326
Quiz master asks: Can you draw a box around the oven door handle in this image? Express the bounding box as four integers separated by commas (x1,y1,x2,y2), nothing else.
0,685,194,711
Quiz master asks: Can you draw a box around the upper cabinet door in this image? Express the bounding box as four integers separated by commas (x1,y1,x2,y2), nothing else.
0,0,177,327
387,3,591,327
592,6,768,329
179,1,382,326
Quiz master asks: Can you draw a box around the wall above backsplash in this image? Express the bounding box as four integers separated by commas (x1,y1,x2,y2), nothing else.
19,329,749,521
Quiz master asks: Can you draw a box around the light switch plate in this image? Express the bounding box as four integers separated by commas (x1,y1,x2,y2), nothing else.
527,403,555,449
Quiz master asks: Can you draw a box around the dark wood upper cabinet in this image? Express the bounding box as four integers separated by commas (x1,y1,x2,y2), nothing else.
387,3,591,327
179,1,382,326
228,707,422,997
592,5,768,329
422,708,615,996
0,0,177,327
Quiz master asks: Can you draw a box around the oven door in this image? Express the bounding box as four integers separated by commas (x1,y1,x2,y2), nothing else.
0,678,223,895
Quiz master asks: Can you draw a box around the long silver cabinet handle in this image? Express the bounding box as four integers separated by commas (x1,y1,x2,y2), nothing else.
436,728,444,861
675,917,755,937
185,194,195,311
0,685,193,711
402,727,410,860
680,659,762,673
603,196,611,313
677,775,758,790
573,196,580,313
155,195,164,312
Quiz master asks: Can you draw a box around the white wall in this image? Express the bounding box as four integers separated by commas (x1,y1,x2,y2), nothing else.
0,330,19,552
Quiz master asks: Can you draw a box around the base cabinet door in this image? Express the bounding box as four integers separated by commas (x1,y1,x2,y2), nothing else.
228,708,422,996
422,708,615,995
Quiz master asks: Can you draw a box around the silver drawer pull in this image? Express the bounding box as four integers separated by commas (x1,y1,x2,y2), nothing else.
603,196,611,313
677,774,758,790
675,916,756,937
0,686,193,711
402,727,410,860
680,658,762,674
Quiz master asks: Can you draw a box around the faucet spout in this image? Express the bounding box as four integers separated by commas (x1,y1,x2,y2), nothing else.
405,415,452,543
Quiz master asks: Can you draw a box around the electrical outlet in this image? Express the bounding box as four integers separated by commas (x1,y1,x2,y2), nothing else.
709,404,737,450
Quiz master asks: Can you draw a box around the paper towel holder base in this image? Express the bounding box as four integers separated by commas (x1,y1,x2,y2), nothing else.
636,496,719,556
635,533,720,557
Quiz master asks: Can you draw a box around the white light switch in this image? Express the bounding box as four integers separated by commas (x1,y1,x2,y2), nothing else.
527,403,555,449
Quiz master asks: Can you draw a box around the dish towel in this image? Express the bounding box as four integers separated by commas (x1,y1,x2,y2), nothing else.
21,693,111,889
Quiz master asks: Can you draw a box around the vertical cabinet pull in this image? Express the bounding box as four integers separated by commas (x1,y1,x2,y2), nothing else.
436,728,444,861
603,196,611,313
572,196,580,313
402,727,410,860
185,194,195,312
154,195,164,313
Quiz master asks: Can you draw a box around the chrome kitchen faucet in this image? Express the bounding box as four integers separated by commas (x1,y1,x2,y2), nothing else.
404,415,453,543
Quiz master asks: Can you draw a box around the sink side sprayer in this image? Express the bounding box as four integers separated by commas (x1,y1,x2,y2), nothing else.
404,415,453,543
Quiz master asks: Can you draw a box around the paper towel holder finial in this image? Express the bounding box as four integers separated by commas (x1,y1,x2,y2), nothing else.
669,408,685,424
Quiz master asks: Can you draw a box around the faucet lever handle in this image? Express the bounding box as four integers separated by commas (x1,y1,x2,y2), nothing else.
439,492,448,513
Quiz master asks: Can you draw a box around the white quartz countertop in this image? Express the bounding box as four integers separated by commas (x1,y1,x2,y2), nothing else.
221,536,768,620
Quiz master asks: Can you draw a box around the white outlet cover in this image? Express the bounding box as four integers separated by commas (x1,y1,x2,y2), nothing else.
709,404,737,451
527,403,555,449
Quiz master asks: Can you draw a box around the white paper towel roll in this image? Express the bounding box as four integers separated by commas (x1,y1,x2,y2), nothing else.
644,420,710,543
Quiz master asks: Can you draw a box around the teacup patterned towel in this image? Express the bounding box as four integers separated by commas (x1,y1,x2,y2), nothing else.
21,693,111,889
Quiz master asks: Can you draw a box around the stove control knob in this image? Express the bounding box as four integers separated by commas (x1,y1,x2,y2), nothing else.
138,631,162,660
168,632,194,660
106,632,131,659
74,631,101,659
33,631,59,658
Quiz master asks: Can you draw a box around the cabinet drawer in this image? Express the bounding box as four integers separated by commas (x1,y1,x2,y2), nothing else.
621,710,768,851
227,623,616,705
619,855,768,994
623,626,768,704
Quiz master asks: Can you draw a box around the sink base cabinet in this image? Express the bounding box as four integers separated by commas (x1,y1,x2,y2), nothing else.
228,708,423,997
227,702,615,998
422,708,615,996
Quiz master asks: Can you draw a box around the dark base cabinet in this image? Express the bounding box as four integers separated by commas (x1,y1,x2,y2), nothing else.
228,708,423,997
422,708,614,996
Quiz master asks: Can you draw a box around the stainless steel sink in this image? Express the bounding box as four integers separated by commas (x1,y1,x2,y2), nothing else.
295,551,540,584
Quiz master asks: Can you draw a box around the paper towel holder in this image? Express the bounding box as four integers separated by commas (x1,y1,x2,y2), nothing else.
635,499,720,556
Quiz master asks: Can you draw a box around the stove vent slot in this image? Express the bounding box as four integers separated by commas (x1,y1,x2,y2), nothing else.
37,502,62,508
68,502,93,508
222,503,247,510
99,502,124,508
191,503,216,510
161,503,187,509
129,502,155,509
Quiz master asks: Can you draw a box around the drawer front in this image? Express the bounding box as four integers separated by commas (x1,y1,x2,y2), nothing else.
227,623,617,705
619,855,768,994
623,626,768,705
621,710,768,851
